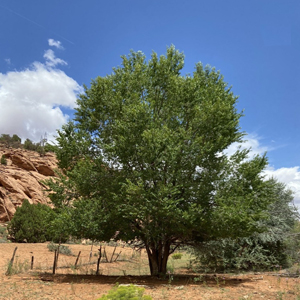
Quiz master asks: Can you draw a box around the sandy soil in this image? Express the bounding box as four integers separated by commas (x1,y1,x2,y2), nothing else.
0,242,299,300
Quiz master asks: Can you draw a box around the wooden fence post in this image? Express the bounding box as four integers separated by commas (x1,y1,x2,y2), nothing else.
74,251,81,269
30,252,34,270
103,247,108,262
5,247,17,275
55,242,61,271
110,245,117,263
89,242,93,262
52,250,57,274
114,244,125,262
96,246,102,275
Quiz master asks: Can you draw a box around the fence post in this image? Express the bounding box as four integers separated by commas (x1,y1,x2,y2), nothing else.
30,252,34,270
52,250,57,274
5,247,17,275
96,246,102,275
75,251,81,269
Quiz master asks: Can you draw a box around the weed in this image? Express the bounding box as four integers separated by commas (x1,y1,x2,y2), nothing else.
276,291,285,300
214,275,220,287
166,270,174,285
5,258,29,275
167,260,175,274
193,275,203,283
160,288,169,300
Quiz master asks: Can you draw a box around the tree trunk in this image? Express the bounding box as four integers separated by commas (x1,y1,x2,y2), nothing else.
145,241,171,276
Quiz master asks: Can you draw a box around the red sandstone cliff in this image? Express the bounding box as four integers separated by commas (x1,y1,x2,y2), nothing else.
0,145,58,222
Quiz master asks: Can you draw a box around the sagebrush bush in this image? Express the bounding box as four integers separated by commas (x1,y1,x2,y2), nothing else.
97,284,152,300
47,242,73,256
0,226,6,235
0,226,8,242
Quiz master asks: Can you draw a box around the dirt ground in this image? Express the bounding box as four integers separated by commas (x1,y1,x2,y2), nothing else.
0,242,300,300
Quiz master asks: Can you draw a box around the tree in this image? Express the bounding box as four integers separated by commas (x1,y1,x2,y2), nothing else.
51,46,274,276
23,138,36,151
193,180,299,271
11,134,21,144
23,138,46,155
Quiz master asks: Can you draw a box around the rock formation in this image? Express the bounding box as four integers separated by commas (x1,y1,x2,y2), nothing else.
0,145,58,222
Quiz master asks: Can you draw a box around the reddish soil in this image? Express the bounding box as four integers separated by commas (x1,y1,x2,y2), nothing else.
0,243,299,299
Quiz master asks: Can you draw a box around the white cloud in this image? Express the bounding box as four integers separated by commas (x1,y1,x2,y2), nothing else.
44,49,67,67
226,134,269,157
0,45,82,143
48,39,63,49
226,134,300,207
264,166,300,207
4,58,11,65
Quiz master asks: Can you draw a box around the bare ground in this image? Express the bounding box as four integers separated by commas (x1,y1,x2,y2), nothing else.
0,242,299,300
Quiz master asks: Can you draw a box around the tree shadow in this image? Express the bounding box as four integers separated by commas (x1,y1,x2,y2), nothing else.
37,273,252,287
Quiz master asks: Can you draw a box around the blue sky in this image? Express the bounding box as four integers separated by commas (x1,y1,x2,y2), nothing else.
0,0,300,203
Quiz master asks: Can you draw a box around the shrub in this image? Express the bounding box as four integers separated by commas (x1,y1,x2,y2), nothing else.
0,225,8,243
97,284,152,300
8,200,56,243
0,226,6,235
193,180,299,271
47,242,73,256
1,155,7,165
8,200,70,243
23,138,37,151
172,253,183,260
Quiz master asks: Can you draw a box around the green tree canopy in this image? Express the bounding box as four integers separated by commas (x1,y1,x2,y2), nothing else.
51,46,275,275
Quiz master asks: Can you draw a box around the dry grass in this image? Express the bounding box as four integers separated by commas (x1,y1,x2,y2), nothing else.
1,243,300,299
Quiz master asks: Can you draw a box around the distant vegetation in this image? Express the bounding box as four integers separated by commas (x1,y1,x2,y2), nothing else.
0,134,22,148
0,133,57,155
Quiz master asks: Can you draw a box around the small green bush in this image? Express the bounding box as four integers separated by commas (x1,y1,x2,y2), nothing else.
97,284,152,300
0,226,6,235
0,226,8,242
47,242,73,256
1,155,7,165
171,253,183,260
